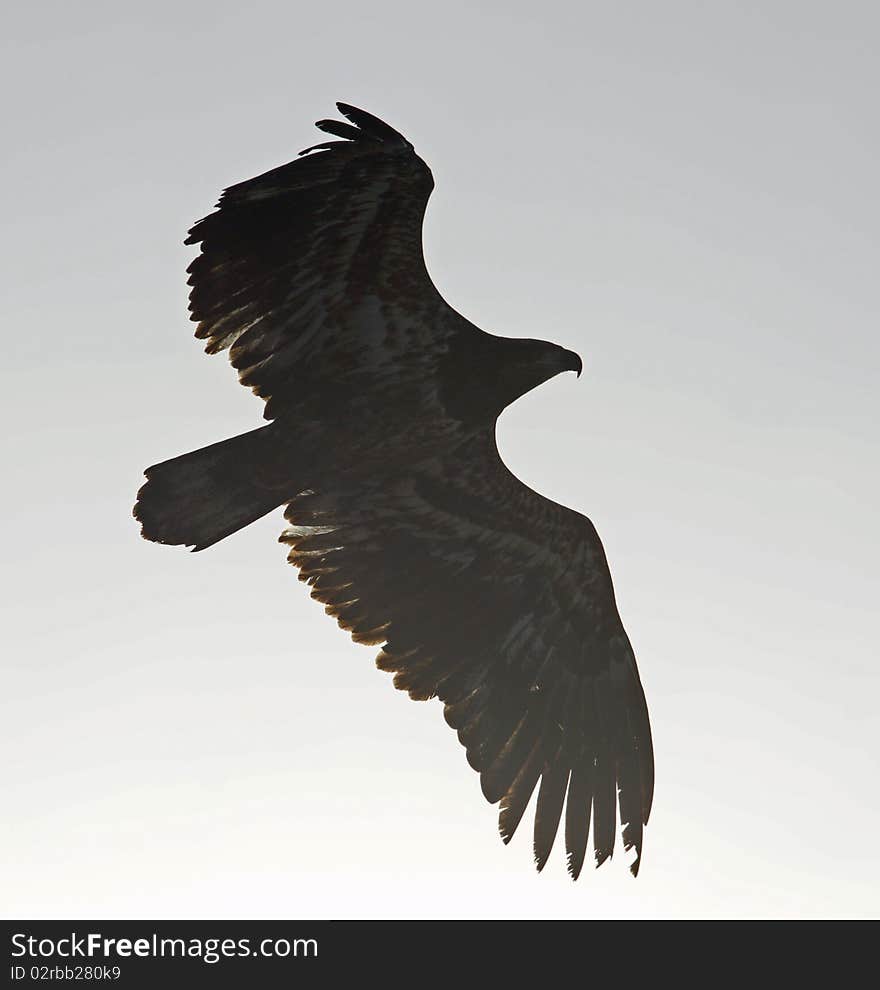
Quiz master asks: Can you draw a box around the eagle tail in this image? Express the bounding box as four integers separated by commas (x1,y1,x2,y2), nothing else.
134,425,290,551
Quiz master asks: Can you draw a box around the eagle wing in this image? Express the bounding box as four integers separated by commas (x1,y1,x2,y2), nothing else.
282,431,654,877
185,103,455,420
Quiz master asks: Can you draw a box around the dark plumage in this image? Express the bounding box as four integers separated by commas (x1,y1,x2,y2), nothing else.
134,103,654,878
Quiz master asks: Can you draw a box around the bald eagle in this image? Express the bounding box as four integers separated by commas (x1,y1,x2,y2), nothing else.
134,103,653,879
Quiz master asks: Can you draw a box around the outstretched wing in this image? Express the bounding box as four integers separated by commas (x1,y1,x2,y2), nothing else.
281,431,654,878
185,103,453,420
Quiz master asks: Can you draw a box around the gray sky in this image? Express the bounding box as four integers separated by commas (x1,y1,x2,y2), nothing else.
2,0,878,919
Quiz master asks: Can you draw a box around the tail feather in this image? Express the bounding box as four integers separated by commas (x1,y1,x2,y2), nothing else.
134,425,290,551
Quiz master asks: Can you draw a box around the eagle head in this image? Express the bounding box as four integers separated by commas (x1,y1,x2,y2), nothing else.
441,333,583,425
495,337,582,408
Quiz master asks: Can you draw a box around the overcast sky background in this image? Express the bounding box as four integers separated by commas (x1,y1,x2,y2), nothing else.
2,1,877,920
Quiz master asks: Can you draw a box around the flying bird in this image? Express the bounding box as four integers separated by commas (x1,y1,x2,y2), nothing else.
134,103,654,879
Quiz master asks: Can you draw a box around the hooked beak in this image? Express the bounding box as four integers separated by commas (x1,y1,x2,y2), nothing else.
562,349,583,378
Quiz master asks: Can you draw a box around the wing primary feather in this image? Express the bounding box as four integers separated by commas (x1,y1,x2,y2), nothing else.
480,701,548,804
497,740,544,844
592,751,616,868
533,752,570,872
335,102,411,144
589,677,617,868
617,747,644,877
564,680,595,879
463,683,533,773
314,119,371,142
628,670,655,825
297,141,345,157
565,759,594,881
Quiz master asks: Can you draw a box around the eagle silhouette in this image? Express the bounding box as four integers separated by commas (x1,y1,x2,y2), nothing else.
134,103,654,879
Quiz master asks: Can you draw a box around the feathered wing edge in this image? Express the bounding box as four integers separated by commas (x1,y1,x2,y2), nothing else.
299,102,414,155
443,635,654,880
180,102,435,419
279,482,654,880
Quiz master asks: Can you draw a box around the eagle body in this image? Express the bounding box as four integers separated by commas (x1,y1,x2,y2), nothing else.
135,104,654,879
